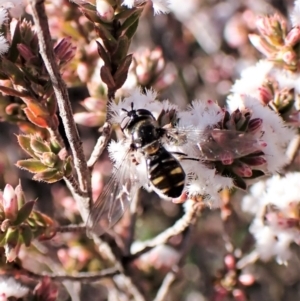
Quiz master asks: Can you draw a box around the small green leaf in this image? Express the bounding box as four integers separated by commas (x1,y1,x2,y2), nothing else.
118,11,141,35
111,35,129,63
64,157,73,177
114,54,133,89
7,21,21,62
0,231,6,246
100,65,116,89
0,85,29,98
14,200,35,225
21,224,32,247
125,18,139,40
49,138,62,154
33,169,64,183
17,135,38,158
1,58,26,87
96,41,111,68
40,152,58,168
115,7,139,20
5,227,20,246
30,137,50,153
16,159,49,173
15,180,25,209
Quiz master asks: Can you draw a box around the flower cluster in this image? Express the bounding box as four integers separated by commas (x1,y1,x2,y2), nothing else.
0,183,56,262
121,0,171,15
212,254,255,301
0,19,76,138
242,172,300,264
0,275,29,300
16,135,73,183
0,0,24,56
107,88,294,205
232,0,300,122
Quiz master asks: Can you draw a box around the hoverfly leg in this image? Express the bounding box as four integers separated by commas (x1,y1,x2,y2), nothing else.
169,151,199,162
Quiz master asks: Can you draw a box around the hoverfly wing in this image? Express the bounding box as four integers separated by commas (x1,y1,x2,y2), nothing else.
166,127,263,161
86,149,138,237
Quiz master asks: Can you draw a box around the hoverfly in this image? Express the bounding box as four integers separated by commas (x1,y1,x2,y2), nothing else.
87,103,264,236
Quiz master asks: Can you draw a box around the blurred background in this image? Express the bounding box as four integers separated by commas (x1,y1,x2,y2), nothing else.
1,0,300,300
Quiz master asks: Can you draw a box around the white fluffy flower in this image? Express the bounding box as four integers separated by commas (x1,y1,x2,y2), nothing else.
0,0,24,17
0,276,29,299
291,0,300,27
109,87,174,124
0,0,20,8
231,60,274,97
122,0,171,14
175,99,233,205
0,34,8,55
0,7,7,25
0,0,23,57
177,99,223,130
242,173,300,264
231,59,300,110
227,94,295,173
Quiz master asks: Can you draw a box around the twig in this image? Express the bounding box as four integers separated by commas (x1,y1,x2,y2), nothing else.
131,199,202,256
30,242,82,301
29,0,92,203
153,208,199,301
124,189,141,255
54,224,86,233
87,122,112,168
27,2,147,301
92,235,146,301
236,250,259,270
153,270,178,301
10,267,119,282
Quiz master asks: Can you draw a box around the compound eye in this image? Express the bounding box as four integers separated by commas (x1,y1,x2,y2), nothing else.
120,116,130,131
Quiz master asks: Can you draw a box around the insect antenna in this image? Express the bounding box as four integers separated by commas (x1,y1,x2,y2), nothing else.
121,102,134,113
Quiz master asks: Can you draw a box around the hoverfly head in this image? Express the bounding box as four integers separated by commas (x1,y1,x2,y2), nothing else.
120,102,155,133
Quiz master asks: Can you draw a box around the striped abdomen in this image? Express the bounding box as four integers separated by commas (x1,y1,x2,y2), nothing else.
146,147,185,198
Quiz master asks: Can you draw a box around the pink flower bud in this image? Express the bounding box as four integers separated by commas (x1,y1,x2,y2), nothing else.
256,14,286,38
17,43,35,61
74,111,104,127
81,97,106,111
224,254,236,270
154,73,176,91
232,289,247,301
232,162,253,177
258,86,273,105
256,16,270,36
77,62,90,83
238,274,255,286
248,118,263,133
2,184,18,221
285,27,300,46
136,65,150,84
33,277,58,301
248,34,274,57
54,37,76,66
282,50,297,65
96,0,114,22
